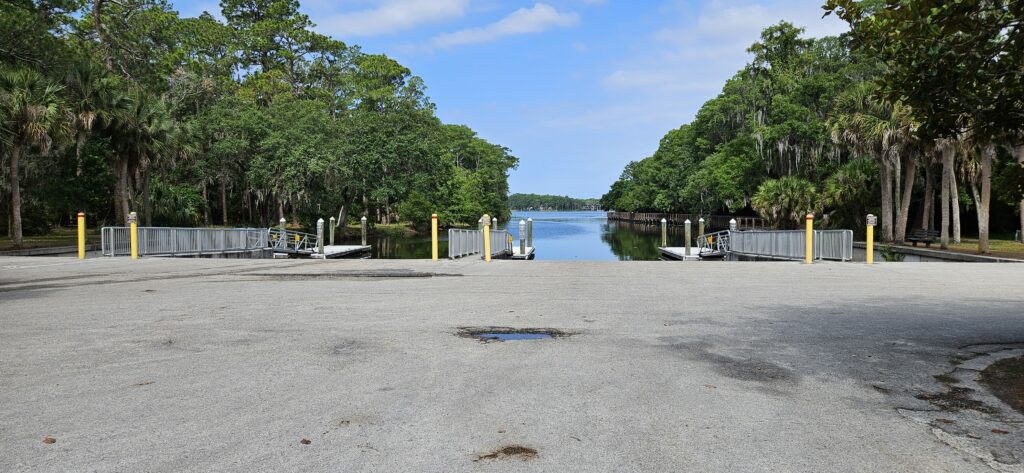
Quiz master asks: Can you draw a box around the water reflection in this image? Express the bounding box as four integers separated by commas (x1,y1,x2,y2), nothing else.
341,211,685,261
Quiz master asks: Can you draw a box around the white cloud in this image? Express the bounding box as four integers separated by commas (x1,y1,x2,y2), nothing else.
316,0,469,38
602,0,848,93
431,3,579,49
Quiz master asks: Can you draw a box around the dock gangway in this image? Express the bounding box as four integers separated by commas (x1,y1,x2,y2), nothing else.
101,227,269,257
673,229,854,261
448,228,513,259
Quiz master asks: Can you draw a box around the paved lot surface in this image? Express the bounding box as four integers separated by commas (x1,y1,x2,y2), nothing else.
1,256,1023,472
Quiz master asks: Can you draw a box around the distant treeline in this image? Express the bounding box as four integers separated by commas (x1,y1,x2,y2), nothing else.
509,193,600,211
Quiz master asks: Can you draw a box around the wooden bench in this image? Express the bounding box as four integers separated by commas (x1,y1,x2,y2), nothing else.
907,229,940,247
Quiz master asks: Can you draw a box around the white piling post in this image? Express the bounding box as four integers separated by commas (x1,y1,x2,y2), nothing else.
527,218,533,248
329,216,336,245
729,219,737,231
316,218,324,255
279,217,287,249
360,216,367,246
519,219,526,255
492,217,498,230
661,218,667,247
684,219,692,256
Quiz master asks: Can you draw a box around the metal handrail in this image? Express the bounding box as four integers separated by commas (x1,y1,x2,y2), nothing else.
697,230,731,255
268,228,319,253
101,227,269,256
448,228,512,259
727,229,853,261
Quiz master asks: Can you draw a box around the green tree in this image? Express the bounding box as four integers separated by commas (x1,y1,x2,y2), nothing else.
0,67,70,245
751,176,818,229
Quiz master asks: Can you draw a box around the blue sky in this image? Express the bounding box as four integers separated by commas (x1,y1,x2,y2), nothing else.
175,0,848,198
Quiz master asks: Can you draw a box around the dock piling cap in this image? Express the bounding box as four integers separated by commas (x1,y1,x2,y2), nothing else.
661,218,666,223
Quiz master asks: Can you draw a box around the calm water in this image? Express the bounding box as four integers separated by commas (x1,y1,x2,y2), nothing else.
342,211,690,261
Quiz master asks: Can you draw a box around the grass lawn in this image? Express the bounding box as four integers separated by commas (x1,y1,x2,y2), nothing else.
0,227,102,252
899,237,1024,259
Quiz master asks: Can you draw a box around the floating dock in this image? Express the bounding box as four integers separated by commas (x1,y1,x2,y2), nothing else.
511,246,536,260
659,247,703,261
306,245,372,259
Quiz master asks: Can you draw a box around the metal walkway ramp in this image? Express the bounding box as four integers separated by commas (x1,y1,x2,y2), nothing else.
662,229,854,262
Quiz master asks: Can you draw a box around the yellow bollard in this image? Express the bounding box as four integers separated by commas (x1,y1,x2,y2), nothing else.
77,212,86,259
483,223,491,262
866,214,876,265
430,213,438,261
129,211,139,260
804,213,814,264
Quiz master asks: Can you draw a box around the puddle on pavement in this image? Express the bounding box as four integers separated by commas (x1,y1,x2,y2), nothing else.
458,327,571,342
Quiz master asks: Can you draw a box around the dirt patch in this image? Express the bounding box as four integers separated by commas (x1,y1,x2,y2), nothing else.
457,327,573,342
915,387,998,414
474,445,538,461
979,355,1024,414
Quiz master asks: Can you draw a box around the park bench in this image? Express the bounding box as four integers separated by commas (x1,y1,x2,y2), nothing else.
907,229,940,247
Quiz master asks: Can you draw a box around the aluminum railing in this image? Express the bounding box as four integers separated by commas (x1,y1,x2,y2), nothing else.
448,228,513,259
268,228,319,254
101,227,269,256
727,229,853,261
697,230,731,256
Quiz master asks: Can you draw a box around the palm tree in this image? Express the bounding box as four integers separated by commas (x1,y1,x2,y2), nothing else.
0,67,69,246
830,82,895,241
751,176,819,229
65,60,129,175
105,90,177,225
889,102,919,242
960,138,997,254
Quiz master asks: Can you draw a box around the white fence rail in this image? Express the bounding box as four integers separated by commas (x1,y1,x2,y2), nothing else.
728,230,853,261
101,227,269,257
448,228,512,259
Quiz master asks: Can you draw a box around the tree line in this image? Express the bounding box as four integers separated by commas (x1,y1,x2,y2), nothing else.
508,193,600,211
601,2,1023,253
1,0,517,246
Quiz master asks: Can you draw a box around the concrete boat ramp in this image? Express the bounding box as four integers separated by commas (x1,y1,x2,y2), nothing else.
2,257,1022,472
